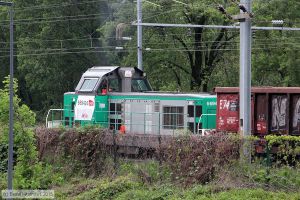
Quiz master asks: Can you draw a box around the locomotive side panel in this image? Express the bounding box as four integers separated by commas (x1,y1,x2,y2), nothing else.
122,99,160,134
63,93,77,127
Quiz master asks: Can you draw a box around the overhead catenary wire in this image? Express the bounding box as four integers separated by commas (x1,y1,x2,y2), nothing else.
0,0,127,14
0,0,297,26
0,2,297,29
0,44,300,55
1,40,299,51
0,1,297,56
1,37,299,51
1,30,298,46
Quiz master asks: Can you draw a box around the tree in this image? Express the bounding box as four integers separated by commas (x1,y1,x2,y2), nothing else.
16,0,110,114
251,0,300,86
115,0,240,91
0,7,11,89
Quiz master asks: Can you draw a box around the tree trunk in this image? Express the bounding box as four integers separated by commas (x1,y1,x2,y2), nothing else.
191,25,204,91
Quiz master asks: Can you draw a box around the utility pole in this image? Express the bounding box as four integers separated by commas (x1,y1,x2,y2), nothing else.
239,0,252,138
0,1,14,194
8,3,14,192
234,0,252,161
137,0,143,70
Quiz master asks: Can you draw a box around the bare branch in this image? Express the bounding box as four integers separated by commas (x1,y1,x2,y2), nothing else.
166,60,190,75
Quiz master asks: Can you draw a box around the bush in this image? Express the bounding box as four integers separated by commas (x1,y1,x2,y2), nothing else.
35,126,114,177
118,160,171,185
74,176,141,200
0,77,62,189
215,159,300,193
211,189,300,200
158,133,241,185
266,135,300,164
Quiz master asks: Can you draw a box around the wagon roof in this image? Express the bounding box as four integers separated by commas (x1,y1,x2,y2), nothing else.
214,87,300,94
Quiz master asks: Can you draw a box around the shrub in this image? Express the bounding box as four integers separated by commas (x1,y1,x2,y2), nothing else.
75,176,141,200
158,133,241,185
35,126,114,177
0,77,62,189
266,135,300,165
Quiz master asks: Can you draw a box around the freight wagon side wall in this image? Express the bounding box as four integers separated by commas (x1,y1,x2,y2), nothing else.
268,94,300,135
215,88,300,136
216,93,240,132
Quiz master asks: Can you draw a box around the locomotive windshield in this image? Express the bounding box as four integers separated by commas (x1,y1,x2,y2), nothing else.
132,79,151,92
109,79,120,92
79,78,98,92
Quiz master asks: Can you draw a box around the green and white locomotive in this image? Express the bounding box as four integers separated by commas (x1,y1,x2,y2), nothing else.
47,66,217,135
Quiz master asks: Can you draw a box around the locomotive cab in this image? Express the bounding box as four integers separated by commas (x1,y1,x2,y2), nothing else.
59,66,153,128
75,66,152,95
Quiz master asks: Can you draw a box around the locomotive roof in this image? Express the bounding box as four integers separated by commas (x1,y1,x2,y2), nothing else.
109,91,216,98
82,66,119,78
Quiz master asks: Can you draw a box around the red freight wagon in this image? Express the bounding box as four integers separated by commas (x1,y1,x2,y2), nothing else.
214,87,300,136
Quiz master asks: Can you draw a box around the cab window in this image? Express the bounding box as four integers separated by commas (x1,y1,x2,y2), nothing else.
98,79,108,95
132,79,151,92
80,78,98,92
109,79,120,92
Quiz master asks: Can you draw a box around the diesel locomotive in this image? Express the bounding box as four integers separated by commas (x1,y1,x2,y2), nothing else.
47,66,217,135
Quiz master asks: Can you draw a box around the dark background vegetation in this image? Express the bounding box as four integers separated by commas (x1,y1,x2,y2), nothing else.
0,0,299,119
0,0,299,199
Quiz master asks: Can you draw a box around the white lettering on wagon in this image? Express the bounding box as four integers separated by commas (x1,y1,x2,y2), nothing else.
293,98,300,128
219,100,238,111
74,96,95,120
271,96,287,130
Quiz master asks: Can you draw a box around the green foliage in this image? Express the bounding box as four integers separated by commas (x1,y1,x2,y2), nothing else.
53,176,140,199
10,0,111,115
54,176,300,200
252,166,300,190
119,160,171,184
207,189,300,200
95,176,140,200
266,135,300,145
115,186,176,200
0,77,63,189
265,135,300,164
0,174,6,191
0,77,36,173
0,0,299,117
251,0,300,87
0,143,8,173
220,160,300,193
